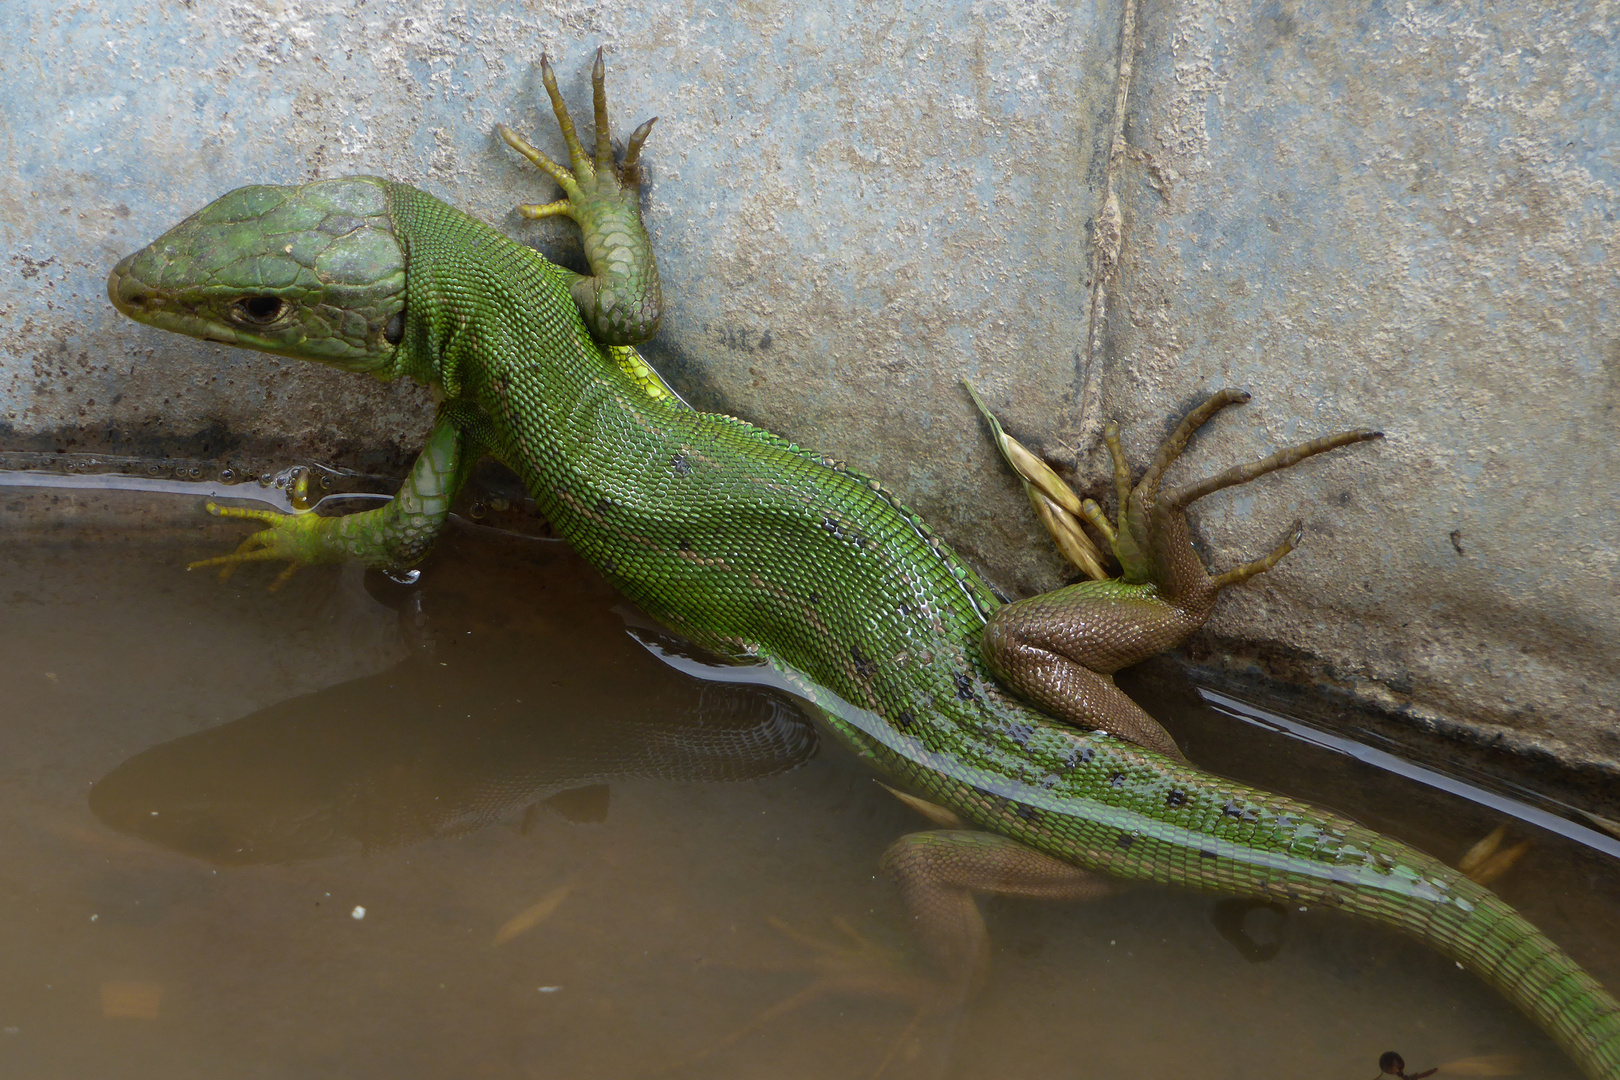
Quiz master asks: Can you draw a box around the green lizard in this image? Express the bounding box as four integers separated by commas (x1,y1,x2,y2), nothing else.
107,51,1619,1077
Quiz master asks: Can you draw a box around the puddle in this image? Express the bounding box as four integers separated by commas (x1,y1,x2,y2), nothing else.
0,483,1615,1079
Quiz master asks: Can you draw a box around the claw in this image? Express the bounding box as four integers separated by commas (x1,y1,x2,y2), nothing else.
1164,427,1383,511
1207,519,1304,590
1136,387,1251,507
622,117,657,181
497,124,576,193
539,52,589,174
1101,390,1382,591
590,47,614,175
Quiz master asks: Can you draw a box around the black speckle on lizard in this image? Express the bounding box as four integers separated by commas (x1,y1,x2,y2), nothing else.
953,672,976,701
850,645,875,679
894,710,915,731
1116,833,1135,849
1108,771,1126,788
1005,720,1036,748
670,453,691,476
1166,789,1188,808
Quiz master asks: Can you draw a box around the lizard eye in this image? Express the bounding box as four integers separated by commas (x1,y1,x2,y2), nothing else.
231,295,287,325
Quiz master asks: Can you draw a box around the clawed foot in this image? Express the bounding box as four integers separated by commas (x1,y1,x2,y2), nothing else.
188,502,320,589
1457,823,1530,886
1096,389,1380,590
971,387,1380,752
498,48,662,344
497,48,655,227
665,916,941,1077
969,384,1381,595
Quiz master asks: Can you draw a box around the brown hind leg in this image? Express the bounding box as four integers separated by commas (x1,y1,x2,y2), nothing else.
676,791,1119,1077
971,387,1381,756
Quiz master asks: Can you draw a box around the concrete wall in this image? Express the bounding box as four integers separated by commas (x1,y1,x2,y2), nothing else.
1113,1,1619,775
3,0,1615,775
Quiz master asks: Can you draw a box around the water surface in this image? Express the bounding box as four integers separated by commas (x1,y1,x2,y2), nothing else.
1,484,1615,1079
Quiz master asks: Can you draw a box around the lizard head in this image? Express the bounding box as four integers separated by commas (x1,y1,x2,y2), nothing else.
108,177,408,377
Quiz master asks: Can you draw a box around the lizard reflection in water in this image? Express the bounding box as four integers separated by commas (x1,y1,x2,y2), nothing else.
106,50,1620,1078
90,536,816,864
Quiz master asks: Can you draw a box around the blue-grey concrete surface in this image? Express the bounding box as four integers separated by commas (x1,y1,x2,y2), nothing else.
2,0,1616,769
1108,1,1619,770
3,0,1114,566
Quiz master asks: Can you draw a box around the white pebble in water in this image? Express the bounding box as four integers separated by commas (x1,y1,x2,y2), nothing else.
351,906,366,920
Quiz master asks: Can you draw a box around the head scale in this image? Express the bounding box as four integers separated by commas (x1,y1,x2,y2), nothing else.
107,177,408,376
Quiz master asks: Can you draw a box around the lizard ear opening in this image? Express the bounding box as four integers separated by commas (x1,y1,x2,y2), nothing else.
384,307,406,345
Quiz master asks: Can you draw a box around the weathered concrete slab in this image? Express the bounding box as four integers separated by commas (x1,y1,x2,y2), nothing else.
1112,1,1619,773
3,0,1616,775
3,0,1115,536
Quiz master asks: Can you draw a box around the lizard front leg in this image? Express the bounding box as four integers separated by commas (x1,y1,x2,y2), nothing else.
192,404,482,586
498,48,662,346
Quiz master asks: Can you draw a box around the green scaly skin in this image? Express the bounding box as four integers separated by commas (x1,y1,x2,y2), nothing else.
107,52,1619,1077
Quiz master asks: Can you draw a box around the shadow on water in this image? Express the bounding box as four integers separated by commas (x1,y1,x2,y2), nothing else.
89,623,816,866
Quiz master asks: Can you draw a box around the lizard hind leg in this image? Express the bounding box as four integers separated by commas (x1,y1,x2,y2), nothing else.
676,828,1116,1077
695,830,1116,1076
881,830,1121,1009
972,389,1379,756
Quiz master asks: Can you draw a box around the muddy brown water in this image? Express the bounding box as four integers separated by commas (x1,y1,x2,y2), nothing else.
1,484,1615,1079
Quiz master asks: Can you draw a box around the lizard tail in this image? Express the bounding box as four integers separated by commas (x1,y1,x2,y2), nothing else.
1344,851,1620,1080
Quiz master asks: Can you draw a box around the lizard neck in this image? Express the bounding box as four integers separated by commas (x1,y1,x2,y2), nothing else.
385,181,614,407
